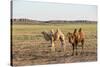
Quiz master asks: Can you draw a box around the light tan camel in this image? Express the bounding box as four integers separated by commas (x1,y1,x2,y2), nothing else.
41,28,66,52
67,28,85,55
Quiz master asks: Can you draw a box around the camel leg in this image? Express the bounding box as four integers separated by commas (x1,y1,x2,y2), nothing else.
51,42,55,52
72,44,74,56
81,40,84,54
64,45,66,52
60,42,63,52
60,40,66,52
76,44,78,55
63,41,66,52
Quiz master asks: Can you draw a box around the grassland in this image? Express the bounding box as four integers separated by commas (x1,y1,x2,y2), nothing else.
12,23,97,66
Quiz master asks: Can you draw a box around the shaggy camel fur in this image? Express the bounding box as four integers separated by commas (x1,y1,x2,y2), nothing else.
42,29,66,52
67,28,85,55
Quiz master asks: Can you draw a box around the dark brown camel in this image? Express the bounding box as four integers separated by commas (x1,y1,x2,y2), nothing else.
67,28,85,55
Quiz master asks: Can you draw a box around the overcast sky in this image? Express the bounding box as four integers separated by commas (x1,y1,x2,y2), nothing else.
13,0,97,21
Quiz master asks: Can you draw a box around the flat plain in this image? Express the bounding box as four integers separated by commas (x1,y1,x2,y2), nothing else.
11,22,97,66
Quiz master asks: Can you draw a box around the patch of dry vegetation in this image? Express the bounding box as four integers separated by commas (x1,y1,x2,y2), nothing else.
11,23,97,66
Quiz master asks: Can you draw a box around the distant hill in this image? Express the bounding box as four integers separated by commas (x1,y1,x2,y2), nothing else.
11,18,97,24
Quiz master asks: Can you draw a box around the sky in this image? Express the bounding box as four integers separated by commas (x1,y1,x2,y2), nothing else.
13,0,97,21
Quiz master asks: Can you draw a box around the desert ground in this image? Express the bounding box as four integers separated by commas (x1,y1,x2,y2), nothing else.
11,22,97,66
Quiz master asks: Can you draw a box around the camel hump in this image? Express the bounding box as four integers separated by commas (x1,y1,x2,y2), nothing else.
79,28,82,32
73,28,78,37
51,29,54,33
50,29,54,35
55,28,61,35
78,28,85,39
57,28,60,31
73,28,77,33
56,28,61,33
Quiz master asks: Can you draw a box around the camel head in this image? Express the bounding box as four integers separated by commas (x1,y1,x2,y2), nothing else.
41,31,51,41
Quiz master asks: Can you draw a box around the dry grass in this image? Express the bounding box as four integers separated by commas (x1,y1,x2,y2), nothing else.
11,23,97,66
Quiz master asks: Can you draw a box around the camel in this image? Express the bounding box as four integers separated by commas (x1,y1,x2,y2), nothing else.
67,28,85,55
41,28,66,52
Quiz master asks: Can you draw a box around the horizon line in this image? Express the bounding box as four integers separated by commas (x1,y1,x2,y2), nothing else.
11,18,97,22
